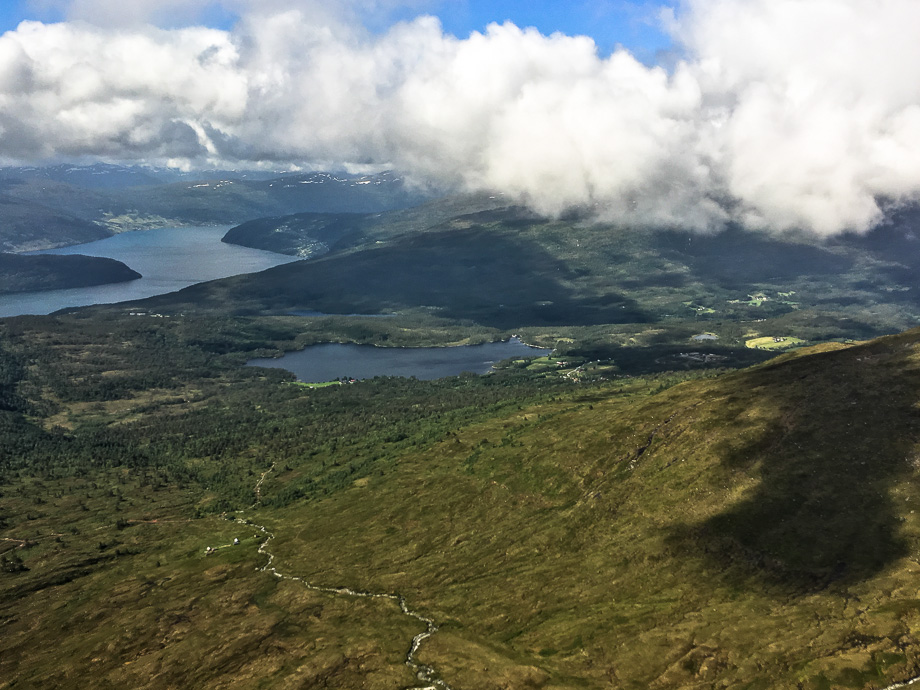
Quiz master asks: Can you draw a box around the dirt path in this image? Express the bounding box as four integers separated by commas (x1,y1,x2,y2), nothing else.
1,533,65,547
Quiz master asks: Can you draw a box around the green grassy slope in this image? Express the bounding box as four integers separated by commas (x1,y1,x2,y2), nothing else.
0,312,565,688
247,331,920,689
0,478,423,690
4,311,920,688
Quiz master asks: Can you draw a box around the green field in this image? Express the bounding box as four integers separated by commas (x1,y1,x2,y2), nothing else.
291,379,346,388
746,335,808,350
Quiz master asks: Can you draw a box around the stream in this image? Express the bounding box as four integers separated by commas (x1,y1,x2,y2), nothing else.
236,455,920,690
882,678,920,689
243,465,454,690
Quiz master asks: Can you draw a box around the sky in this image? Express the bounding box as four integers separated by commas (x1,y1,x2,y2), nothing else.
1,0,920,236
0,1,676,59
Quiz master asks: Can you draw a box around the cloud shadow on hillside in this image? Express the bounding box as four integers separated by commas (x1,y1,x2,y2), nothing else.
668,338,920,592
657,226,856,290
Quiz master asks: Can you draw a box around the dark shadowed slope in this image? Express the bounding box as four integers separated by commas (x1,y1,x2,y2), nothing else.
148,224,651,328
219,194,514,257
0,254,141,295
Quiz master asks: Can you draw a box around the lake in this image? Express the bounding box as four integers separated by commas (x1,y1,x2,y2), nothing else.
247,338,552,382
0,227,298,317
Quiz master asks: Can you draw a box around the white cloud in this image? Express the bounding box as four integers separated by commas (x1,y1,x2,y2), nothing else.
676,0,920,235
0,19,246,159
2,0,920,235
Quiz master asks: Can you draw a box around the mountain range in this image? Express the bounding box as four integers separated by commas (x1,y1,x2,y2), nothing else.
0,164,431,253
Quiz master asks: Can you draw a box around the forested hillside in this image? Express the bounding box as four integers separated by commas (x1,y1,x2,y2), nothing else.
142,203,920,351
0,254,141,294
0,196,110,252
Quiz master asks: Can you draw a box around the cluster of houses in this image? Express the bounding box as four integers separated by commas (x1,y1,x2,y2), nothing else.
677,352,729,364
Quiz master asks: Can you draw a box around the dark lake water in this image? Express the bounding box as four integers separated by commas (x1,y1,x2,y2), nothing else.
0,227,298,317
247,338,552,382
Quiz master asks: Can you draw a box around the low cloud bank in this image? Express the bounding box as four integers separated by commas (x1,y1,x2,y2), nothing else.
2,0,920,235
